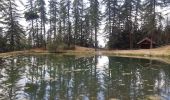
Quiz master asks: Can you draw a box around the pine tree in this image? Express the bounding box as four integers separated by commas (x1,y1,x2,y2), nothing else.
142,0,166,48
104,0,120,49
0,0,6,51
0,27,6,52
2,0,25,51
73,0,84,46
25,0,39,47
36,0,47,48
48,0,59,42
82,13,92,47
66,0,72,47
58,0,67,42
121,0,135,49
89,0,100,50
134,0,141,31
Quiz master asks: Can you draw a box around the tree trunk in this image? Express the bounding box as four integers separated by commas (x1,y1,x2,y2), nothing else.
95,26,97,51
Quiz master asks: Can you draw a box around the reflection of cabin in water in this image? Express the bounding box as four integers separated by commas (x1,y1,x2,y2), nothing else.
137,37,156,49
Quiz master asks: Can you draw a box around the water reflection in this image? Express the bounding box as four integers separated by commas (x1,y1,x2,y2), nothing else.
0,55,170,100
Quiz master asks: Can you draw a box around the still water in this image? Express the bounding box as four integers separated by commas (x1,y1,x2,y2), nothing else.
0,55,170,100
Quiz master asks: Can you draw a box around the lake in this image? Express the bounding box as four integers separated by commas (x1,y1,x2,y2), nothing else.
0,54,170,100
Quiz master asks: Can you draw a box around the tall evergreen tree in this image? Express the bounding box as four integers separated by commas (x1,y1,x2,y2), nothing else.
89,0,100,50
121,0,135,49
142,0,167,48
48,0,59,43
73,0,87,46
66,0,72,47
0,27,6,52
58,0,67,42
25,0,39,47
36,0,47,48
104,0,120,49
2,0,25,51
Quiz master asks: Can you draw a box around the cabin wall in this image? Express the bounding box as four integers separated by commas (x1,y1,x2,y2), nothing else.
138,44,156,49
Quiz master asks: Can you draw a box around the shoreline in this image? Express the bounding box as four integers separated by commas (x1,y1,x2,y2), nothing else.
0,48,170,64
0,49,170,57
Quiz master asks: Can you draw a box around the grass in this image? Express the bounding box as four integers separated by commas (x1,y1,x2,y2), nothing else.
65,45,170,64
0,46,95,58
0,48,50,58
101,45,170,57
63,46,95,56
1,45,170,64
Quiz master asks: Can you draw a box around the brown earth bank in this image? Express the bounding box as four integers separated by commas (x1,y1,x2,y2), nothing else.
0,45,170,64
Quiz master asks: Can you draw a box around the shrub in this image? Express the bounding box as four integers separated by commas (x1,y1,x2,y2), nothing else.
48,42,76,52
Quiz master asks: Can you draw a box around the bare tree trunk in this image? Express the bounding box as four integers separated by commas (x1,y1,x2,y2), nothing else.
36,19,39,47
67,0,71,48
95,26,97,51
43,23,46,49
150,0,156,49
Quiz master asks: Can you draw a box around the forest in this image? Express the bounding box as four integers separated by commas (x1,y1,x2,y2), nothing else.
0,0,170,52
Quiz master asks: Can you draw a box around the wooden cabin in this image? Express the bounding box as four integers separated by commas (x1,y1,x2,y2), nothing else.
137,37,156,49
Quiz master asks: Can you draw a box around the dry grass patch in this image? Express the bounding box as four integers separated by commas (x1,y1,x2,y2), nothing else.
146,95,161,100
101,45,170,57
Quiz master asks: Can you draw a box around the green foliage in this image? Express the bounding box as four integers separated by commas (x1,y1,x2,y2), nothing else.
106,0,170,49
25,11,39,21
0,36,6,52
47,39,75,53
1,0,170,52
6,21,25,51
89,0,100,50
0,0,26,51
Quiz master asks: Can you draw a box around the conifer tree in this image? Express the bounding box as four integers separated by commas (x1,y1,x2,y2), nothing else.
142,0,166,48
104,0,120,49
89,0,100,50
36,0,47,48
48,0,59,42
25,0,39,47
2,0,25,51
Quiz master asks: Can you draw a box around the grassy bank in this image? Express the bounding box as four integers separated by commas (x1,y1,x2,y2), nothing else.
1,45,170,64
62,45,170,57
101,45,170,57
0,48,50,58
0,46,95,58
65,46,170,64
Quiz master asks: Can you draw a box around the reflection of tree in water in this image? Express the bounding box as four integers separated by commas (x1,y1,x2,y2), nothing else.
0,55,170,100
54,55,99,100
0,57,25,100
106,57,170,100
23,55,99,100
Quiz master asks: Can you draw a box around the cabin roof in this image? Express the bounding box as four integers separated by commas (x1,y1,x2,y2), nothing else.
137,37,156,45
